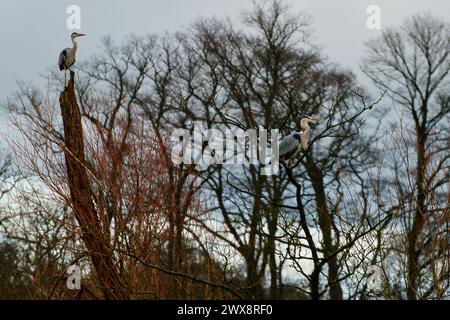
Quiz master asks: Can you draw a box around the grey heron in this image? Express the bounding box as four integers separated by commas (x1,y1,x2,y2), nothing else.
279,117,320,167
59,32,86,84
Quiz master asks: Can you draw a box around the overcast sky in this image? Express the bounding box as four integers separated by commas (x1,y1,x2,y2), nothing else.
0,0,448,135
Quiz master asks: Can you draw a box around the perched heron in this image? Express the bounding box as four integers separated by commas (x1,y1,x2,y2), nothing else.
279,117,320,167
59,32,86,84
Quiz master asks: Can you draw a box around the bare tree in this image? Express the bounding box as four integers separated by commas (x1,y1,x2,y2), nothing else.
362,13,450,299
3,0,448,301
167,0,387,299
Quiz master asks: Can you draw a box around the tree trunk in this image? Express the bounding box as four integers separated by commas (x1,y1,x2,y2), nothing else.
59,72,129,300
267,214,278,299
407,126,427,300
306,154,343,300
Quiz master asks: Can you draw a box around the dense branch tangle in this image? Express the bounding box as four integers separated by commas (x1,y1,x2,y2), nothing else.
2,1,448,300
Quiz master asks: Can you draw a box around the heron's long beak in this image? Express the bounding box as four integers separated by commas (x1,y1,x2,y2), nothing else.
309,118,320,122
77,33,87,37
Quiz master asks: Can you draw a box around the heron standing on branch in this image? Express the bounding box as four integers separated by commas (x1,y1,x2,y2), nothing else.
59,32,86,85
279,117,320,167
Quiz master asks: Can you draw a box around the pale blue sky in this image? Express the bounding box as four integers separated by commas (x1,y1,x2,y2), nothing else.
0,0,448,136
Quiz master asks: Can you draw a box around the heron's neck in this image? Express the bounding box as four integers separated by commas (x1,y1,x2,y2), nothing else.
300,127,311,150
72,38,78,49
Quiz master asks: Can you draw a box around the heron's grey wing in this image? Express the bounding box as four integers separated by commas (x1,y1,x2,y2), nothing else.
279,133,299,158
59,49,68,71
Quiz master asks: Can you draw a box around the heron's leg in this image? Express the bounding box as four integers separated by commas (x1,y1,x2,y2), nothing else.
68,68,75,79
